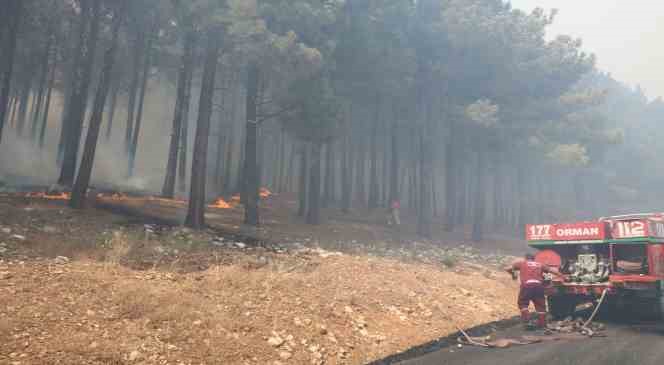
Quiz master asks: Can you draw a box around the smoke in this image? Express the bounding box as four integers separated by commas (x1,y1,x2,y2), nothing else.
511,0,664,99
0,77,183,193
0,130,59,185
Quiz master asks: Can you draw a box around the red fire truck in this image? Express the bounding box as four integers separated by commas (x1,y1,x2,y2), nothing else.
526,213,664,319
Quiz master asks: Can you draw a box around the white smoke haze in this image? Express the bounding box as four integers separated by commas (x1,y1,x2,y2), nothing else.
511,0,664,99
0,78,185,194
0,130,60,185
0,94,65,186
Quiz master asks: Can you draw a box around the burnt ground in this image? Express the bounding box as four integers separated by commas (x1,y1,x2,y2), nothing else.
395,320,664,365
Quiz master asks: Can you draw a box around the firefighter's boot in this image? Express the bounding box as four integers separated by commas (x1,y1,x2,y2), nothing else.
521,309,533,330
536,312,547,329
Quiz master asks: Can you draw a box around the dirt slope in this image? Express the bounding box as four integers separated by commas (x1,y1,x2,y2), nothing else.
0,195,519,364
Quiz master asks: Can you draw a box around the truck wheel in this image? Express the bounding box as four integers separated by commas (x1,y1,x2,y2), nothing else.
548,295,577,320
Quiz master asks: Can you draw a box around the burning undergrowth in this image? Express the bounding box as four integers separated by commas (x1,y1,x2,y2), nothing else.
24,191,71,200
0,192,281,273
11,186,274,211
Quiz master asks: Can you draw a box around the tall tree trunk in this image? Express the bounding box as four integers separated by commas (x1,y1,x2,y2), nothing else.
70,1,126,208
389,117,399,204
471,145,485,242
323,141,335,207
414,1,435,238
8,95,17,128
417,129,434,239
222,71,238,195
368,95,380,210
162,29,196,198
39,44,57,149
341,104,353,213
56,35,76,162
286,140,297,192
58,0,101,186
243,63,260,226
28,84,40,133
177,56,193,194
444,121,456,231
306,141,322,224
0,0,21,144
235,121,246,197
215,133,226,194
433,174,439,218
58,3,90,164
456,163,468,226
408,128,418,211
124,28,143,154
492,157,504,229
276,128,286,192
15,79,31,137
214,69,228,194
381,126,390,207
298,142,308,217
355,140,366,207
128,21,155,177
184,28,221,229
104,78,119,141
516,161,528,230
31,33,53,141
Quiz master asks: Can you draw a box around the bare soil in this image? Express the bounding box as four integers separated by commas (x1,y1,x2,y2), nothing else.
0,194,519,365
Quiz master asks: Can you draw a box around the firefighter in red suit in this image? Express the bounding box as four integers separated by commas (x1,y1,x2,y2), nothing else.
506,253,561,329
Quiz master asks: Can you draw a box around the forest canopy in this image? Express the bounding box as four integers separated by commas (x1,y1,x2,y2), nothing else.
1,0,662,241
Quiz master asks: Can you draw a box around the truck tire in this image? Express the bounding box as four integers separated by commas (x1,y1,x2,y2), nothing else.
547,295,577,320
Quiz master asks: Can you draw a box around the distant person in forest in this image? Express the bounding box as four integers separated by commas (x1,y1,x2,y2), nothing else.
387,199,400,226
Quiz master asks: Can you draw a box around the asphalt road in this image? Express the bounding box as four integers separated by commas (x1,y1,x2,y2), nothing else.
398,321,664,365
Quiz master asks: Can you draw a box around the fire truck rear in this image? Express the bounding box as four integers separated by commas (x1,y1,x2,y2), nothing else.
526,213,664,319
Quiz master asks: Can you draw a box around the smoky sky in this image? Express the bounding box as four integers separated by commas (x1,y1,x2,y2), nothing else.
511,0,664,99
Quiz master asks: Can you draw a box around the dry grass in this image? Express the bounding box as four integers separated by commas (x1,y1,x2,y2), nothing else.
0,194,519,364
104,230,132,265
0,255,518,365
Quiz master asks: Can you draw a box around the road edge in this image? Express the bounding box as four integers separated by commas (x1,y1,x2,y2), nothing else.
367,316,521,365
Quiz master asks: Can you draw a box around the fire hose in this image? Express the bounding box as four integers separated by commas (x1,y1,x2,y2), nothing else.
582,288,608,329
454,289,610,349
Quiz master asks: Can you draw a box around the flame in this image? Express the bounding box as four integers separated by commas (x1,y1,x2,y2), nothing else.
95,193,187,206
96,192,129,200
208,197,232,209
39,187,273,210
227,188,271,202
25,192,71,200
260,187,272,198
147,196,187,205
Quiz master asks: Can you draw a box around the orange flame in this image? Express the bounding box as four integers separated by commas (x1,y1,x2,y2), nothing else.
25,192,71,200
224,188,271,203
96,192,129,200
260,187,272,198
208,197,232,209
147,196,187,205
